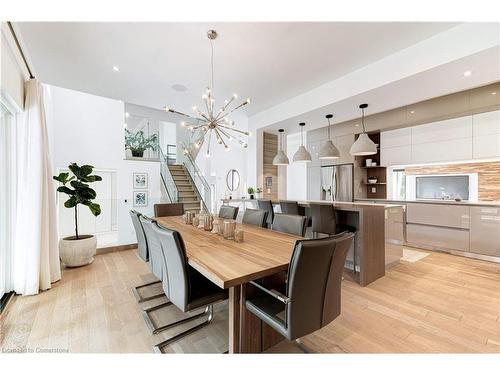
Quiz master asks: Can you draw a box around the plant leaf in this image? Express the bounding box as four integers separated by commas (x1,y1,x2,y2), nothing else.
57,186,75,195
64,195,78,208
83,201,101,216
53,172,69,184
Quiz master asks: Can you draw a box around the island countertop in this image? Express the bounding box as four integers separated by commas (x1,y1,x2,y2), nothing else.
355,198,500,208
221,198,403,210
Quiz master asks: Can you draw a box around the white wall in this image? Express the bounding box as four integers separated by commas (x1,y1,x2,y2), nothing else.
46,85,162,246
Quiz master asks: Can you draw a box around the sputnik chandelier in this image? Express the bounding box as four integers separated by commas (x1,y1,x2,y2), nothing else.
164,30,251,157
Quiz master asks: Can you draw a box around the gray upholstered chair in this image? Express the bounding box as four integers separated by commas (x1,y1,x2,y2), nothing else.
130,210,163,303
310,203,357,275
219,205,239,220
280,200,311,228
152,222,228,352
257,199,274,228
139,215,174,334
245,233,354,349
154,203,185,217
279,200,300,215
272,213,307,237
242,208,268,228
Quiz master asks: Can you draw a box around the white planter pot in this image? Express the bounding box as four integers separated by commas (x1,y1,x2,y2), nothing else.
59,235,97,267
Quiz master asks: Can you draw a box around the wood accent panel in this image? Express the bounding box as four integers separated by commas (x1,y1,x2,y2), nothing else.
155,216,301,289
263,132,278,201
405,161,500,201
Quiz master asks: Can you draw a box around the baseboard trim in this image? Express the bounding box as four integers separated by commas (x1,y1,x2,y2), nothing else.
97,243,137,255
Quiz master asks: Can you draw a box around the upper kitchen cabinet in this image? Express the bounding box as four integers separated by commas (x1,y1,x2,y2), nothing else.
472,110,500,159
380,127,412,166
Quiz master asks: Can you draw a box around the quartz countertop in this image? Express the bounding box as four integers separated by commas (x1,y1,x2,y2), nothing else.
355,198,500,208
221,198,403,210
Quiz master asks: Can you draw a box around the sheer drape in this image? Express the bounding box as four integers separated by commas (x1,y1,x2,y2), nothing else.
13,79,60,295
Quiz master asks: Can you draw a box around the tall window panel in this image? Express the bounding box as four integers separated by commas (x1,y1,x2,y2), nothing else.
0,102,15,299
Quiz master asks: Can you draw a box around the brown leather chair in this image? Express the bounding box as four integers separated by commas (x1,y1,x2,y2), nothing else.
245,233,353,348
154,203,185,217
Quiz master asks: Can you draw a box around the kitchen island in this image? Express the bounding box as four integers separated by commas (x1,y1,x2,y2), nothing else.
221,198,404,286
357,198,500,262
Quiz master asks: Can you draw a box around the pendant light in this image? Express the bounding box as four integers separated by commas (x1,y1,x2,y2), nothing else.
293,122,312,163
273,129,290,165
349,103,377,156
318,114,340,159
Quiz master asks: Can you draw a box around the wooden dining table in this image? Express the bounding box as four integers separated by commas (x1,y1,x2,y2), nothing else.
155,215,303,353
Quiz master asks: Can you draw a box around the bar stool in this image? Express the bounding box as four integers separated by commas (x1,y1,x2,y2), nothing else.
257,199,274,228
309,203,358,276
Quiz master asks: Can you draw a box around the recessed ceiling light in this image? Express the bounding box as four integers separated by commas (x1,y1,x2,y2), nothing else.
125,112,130,118
492,91,497,95
172,84,187,92
113,66,120,72
410,110,415,114
354,123,359,127
463,70,472,77
123,123,127,128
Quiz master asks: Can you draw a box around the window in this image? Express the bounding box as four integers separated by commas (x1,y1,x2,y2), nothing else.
392,169,406,200
0,102,15,300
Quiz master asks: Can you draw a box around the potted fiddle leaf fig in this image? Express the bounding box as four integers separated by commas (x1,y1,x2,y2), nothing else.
54,163,102,267
124,128,159,158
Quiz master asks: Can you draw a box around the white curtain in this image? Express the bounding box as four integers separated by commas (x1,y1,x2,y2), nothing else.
13,79,61,295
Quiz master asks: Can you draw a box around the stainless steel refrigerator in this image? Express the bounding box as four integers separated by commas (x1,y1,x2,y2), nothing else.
320,164,354,202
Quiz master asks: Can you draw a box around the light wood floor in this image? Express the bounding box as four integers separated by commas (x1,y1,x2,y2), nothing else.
1,248,499,353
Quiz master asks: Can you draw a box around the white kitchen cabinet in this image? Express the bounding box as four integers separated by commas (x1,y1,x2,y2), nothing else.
411,137,472,164
472,110,500,136
381,127,411,149
411,116,472,144
381,145,412,166
473,133,500,158
469,206,500,257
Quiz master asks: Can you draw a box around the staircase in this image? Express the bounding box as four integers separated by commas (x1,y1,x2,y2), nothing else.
167,164,202,213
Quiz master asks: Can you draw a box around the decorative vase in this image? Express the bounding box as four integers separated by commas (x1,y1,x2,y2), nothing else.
132,149,144,157
249,194,254,200
59,235,97,267
223,220,236,240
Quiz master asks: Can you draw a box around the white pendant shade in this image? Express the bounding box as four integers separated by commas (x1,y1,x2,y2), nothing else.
349,133,377,156
273,149,290,165
293,145,312,162
318,140,340,159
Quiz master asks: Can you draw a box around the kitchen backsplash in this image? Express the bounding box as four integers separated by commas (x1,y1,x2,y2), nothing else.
405,161,500,201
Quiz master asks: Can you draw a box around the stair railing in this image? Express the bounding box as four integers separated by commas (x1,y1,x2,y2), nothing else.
180,141,213,213
159,147,178,203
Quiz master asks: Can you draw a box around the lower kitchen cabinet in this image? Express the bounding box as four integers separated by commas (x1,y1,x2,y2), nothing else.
469,206,500,257
406,223,470,252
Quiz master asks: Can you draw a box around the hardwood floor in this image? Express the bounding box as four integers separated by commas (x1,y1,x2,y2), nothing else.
1,248,499,353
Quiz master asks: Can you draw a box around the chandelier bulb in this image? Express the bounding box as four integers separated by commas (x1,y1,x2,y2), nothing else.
164,106,170,112
205,152,210,158
233,93,238,99
246,98,251,104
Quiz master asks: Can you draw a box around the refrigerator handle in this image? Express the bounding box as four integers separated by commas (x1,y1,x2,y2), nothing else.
332,168,336,202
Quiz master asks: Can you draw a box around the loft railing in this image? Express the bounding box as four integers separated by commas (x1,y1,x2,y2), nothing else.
159,147,178,203
180,141,213,213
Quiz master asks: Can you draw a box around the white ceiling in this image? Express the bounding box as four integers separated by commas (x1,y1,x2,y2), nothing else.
17,22,458,116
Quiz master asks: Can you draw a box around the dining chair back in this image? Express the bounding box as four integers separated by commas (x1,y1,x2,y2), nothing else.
242,208,268,228
272,213,307,237
130,210,148,262
219,205,239,220
257,199,274,228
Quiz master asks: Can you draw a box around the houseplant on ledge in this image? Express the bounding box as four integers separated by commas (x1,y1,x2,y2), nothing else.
247,187,255,200
54,163,102,267
124,128,159,158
